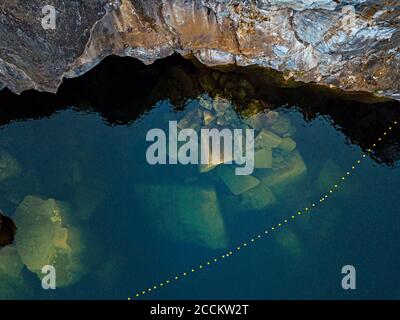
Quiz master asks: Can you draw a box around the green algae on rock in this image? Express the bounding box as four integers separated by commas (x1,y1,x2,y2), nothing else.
14,196,87,287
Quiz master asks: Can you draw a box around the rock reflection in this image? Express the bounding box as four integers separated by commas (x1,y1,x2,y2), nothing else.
0,54,399,165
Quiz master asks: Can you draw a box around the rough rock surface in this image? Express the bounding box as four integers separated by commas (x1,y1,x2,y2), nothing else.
0,0,114,93
0,0,399,100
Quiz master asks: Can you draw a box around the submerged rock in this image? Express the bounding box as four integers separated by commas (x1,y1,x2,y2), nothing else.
0,246,24,278
240,183,277,210
14,196,86,287
255,129,283,149
269,116,293,136
0,150,22,182
278,137,297,152
274,229,303,257
2,1,399,101
314,159,352,196
217,166,260,196
0,274,32,300
135,184,228,249
261,150,307,187
254,148,273,169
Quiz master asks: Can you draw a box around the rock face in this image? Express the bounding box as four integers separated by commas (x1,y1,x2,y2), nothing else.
0,0,399,101
0,0,114,93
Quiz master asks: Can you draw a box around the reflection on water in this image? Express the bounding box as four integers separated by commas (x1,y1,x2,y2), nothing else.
0,56,400,299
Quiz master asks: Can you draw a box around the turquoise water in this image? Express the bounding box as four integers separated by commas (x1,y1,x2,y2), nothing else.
1,58,400,300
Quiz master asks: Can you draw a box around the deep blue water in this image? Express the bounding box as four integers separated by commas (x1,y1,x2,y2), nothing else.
1,96,400,300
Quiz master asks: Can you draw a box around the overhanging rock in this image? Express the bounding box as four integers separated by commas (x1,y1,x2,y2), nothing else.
0,0,399,101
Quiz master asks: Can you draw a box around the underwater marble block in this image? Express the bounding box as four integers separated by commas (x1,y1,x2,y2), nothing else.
274,229,302,257
255,129,282,149
240,183,277,210
135,184,228,249
0,246,32,298
263,150,307,187
177,109,203,130
243,113,269,130
203,110,216,125
269,116,292,135
217,166,260,195
73,185,105,221
254,148,273,169
14,196,86,287
314,159,351,196
0,246,24,278
279,137,297,152
315,160,342,190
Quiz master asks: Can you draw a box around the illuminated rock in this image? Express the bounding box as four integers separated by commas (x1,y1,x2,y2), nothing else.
254,148,273,169
255,129,282,149
240,183,277,210
14,196,87,287
269,116,292,136
278,137,297,152
217,166,260,195
178,109,203,130
314,159,352,196
203,110,216,126
0,244,33,299
262,150,307,187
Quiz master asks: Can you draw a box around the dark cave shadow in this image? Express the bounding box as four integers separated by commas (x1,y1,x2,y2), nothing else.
1,54,400,166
